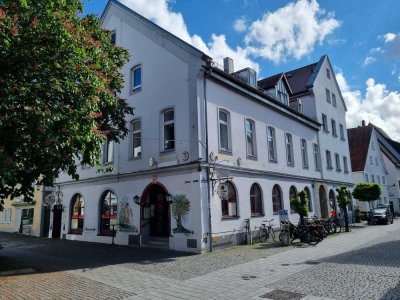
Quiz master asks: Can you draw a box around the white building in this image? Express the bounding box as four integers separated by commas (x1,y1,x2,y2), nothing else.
51,0,352,253
347,122,389,210
371,124,400,214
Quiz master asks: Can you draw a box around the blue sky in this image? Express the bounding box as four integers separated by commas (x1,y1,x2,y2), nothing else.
83,0,400,140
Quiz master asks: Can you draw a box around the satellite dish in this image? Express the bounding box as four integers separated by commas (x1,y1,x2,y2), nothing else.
218,183,230,200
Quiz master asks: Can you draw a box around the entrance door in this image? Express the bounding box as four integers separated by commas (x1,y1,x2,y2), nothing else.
52,206,63,239
148,185,169,237
43,206,51,237
319,186,329,219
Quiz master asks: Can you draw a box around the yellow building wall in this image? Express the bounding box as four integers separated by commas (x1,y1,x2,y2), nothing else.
0,187,44,237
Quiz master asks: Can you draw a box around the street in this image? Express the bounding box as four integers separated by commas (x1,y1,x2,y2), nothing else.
1,221,399,300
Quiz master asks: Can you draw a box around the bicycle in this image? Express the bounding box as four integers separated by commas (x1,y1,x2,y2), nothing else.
258,219,275,242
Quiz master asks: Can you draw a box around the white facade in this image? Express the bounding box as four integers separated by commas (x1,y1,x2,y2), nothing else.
52,1,353,252
351,128,389,210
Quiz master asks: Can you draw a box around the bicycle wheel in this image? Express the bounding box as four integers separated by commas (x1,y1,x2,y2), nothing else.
307,230,320,246
336,224,342,233
270,228,276,241
330,223,337,234
259,229,269,242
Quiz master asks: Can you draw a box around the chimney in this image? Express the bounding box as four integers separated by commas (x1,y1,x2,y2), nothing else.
223,57,234,74
362,120,366,127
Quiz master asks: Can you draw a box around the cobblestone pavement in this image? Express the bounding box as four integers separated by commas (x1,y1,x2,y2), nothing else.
1,221,400,299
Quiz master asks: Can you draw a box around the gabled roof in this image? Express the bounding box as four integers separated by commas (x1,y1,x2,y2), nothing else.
257,73,293,95
347,125,373,172
101,0,211,61
370,123,400,166
284,63,317,95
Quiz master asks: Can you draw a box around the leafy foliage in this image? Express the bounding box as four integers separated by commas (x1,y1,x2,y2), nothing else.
336,185,351,232
0,0,133,208
171,194,191,220
290,190,309,224
352,183,381,210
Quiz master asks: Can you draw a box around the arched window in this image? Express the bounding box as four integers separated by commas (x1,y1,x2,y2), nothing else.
250,183,263,216
329,190,336,209
272,185,283,215
304,187,312,212
289,186,298,214
70,194,84,235
100,190,118,236
220,181,238,217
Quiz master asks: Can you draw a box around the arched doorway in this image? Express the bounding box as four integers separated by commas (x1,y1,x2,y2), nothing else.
329,190,336,211
141,183,170,238
319,186,329,219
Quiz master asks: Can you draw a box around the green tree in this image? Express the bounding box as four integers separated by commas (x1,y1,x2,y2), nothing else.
352,183,381,211
0,0,133,209
336,185,352,232
171,194,191,233
290,190,309,225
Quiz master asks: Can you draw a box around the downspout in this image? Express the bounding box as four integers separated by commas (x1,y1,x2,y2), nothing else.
316,130,324,217
203,65,213,253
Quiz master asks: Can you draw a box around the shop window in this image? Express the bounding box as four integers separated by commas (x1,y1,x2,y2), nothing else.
221,181,238,218
272,184,283,215
250,183,263,216
70,194,84,235
100,190,118,236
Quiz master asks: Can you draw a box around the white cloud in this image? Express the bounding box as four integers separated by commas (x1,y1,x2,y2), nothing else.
337,72,400,141
384,33,396,43
362,56,376,67
369,47,384,54
233,16,247,33
119,0,259,72
244,0,340,62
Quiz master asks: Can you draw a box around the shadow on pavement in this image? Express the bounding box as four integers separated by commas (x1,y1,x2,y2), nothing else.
0,232,194,274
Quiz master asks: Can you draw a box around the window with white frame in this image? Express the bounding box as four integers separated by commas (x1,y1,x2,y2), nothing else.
277,80,289,105
335,153,341,171
218,109,231,152
343,156,349,173
2,208,12,224
322,114,329,132
339,124,345,140
102,140,114,164
131,119,141,158
267,126,277,162
326,88,331,103
365,173,369,182
285,133,294,166
131,65,142,92
313,143,320,171
301,139,308,169
245,119,256,158
332,93,336,107
331,119,337,137
162,109,175,151
326,150,333,169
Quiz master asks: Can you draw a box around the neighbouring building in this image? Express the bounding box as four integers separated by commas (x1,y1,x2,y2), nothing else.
347,122,389,211
51,0,353,253
0,185,51,237
369,123,400,214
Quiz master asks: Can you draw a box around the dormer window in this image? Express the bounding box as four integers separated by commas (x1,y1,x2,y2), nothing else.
277,80,288,105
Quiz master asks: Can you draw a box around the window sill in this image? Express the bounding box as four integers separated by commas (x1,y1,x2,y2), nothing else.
327,167,333,170
269,159,278,164
287,163,295,167
221,216,240,220
251,214,264,218
219,149,233,155
332,134,338,138
160,149,176,155
246,155,258,161
336,169,342,172
130,87,142,95
302,166,309,170
129,155,142,161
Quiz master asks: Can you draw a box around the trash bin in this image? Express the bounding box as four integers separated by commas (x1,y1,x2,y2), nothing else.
279,224,290,246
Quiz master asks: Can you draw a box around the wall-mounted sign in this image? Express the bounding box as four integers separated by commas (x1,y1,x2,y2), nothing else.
218,183,229,200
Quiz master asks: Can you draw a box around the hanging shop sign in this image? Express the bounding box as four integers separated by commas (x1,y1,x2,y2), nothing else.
218,183,230,200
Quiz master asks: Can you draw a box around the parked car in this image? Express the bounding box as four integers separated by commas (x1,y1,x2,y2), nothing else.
367,207,394,225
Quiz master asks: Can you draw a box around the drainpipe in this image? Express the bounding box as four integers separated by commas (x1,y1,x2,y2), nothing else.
316,132,325,218
203,65,213,253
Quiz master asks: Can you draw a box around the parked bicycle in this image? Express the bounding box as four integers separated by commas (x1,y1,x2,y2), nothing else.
258,219,275,242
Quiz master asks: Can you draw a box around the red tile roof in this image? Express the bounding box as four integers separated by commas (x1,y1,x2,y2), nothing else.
347,126,373,172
